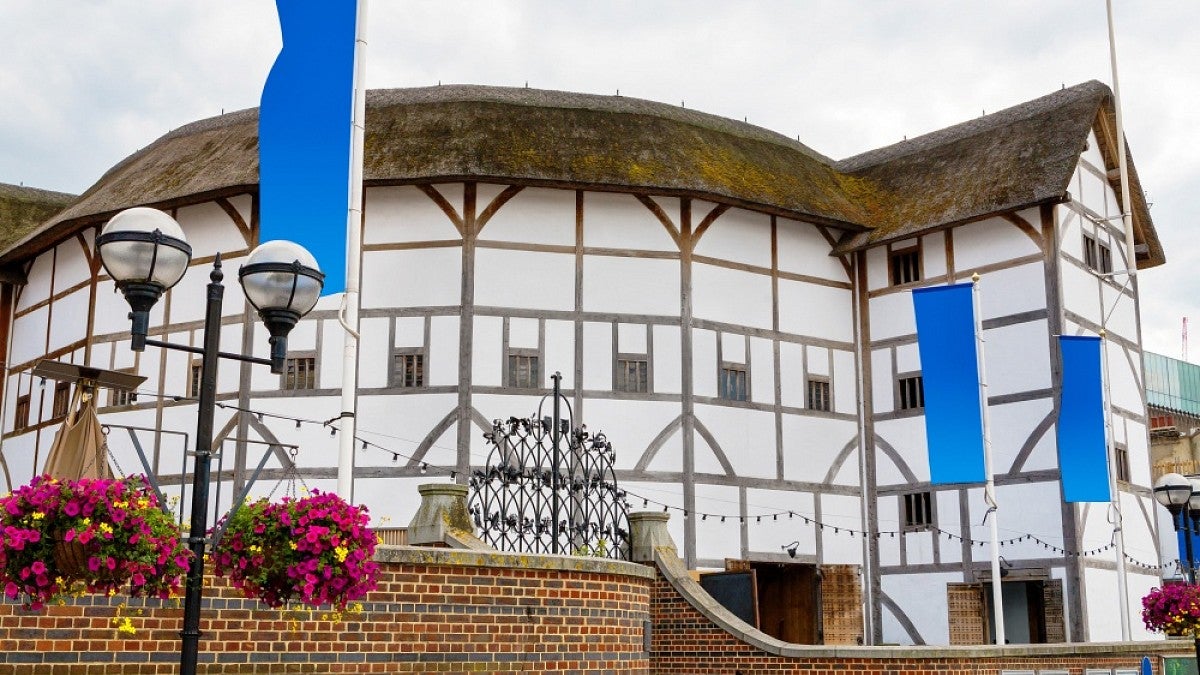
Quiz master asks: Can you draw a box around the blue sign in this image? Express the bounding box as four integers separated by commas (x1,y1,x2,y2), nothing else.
1056,336,1111,502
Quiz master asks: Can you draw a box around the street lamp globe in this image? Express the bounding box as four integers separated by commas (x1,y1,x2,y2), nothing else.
238,240,324,372
1154,472,1193,512
95,207,193,350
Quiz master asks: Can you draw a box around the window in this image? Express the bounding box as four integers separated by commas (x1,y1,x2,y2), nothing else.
14,394,30,431
890,247,921,286
52,382,71,419
616,357,649,393
719,364,748,402
188,360,202,399
1083,232,1113,274
897,374,924,410
282,355,317,391
903,491,933,529
507,353,540,389
393,352,425,388
109,369,137,407
807,377,831,412
1114,443,1130,483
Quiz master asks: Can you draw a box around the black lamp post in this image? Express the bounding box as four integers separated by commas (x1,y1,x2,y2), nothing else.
96,207,323,675
1154,472,1197,581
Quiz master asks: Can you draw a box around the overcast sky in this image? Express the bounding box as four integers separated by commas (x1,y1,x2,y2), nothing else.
1,1,1196,357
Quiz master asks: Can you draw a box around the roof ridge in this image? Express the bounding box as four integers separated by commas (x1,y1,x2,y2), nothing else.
836,80,1111,172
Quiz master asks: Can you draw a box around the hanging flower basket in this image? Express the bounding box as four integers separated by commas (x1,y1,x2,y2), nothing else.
0,475,191,610
211,490,379,611
1142,584,1200,637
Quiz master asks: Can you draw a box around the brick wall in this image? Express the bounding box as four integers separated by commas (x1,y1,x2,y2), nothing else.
0,547,653,673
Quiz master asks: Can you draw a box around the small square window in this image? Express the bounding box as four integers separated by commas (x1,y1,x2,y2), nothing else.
898,375,924,411
807,378,831,412
719,364,748,402
507,353,540,389
109,368,137,407
903,492,933,529
52,382,71,419
890,247,921,286
14,394,30,432
1083,232,1113,274
1114,444,1130,483
283,355,317,391
393,352,425,388
616,357,649,393
188,360,203,399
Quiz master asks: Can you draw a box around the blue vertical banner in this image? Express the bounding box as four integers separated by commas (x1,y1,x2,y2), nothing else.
1056,336,1112,502
258,0,359,293
912,284,986,484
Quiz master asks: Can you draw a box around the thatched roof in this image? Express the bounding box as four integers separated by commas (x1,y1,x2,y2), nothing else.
0,182,75,255
0,82,1164,268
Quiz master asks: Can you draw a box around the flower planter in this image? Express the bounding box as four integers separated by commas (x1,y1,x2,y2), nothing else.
51,536,89,580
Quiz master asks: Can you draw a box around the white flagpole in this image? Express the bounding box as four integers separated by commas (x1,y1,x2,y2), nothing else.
336,0,369,500
973,273,1005,645
1105,0,1135,640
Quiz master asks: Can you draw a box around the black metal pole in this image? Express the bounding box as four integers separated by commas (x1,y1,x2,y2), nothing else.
551,372,562,554
1184,508,1197,585
180,258,224,675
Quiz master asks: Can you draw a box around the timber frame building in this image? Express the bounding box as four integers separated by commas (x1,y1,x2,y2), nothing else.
0,81,1167,646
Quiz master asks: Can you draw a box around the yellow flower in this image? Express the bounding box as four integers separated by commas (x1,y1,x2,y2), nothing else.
31,512,44,521
248,545,262,554
99,522,114,534
334,546,349,563
289,541,298,550
113,616,136,636
81,517,91,526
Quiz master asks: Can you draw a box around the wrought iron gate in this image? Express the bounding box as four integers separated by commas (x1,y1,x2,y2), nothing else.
468,413,630,560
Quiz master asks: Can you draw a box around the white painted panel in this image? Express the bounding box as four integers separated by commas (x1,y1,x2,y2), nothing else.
921,231,946,280
652,325,681,395
544,320,574,389
746,489,815,557
874,417,928,485
318,320,344,389
1101,284,1138,341
582,255,679,316
868,291,915,342
953,215,1042,273
361,248,462,309
781,415,857,484
935,493,962,565
982,321,1052,397
358,317,390,389
777,218,845,281
749,337,774,405
394,317,424,348
175,201,247,258
865,246,888,291
624,481,686,549
779,280,852,342
832,350,856,416
894,342,919,374
508,317,539,349
1060,263,1102,327
871,348,894,415
694,483,742,562
692,263,772,330
1059,207,1085,261
91,279,129,338
428,316,459,387
89,342,112,373
582,192,678,252
880,572,959,645
692,329,717,398
779,342,804,408
721,332,745,362
286,317,317,351
806,345,829,376
1079,167,1110,220
47,288,88,353
820,493,864,564
692,207,771,268
988,398,1054,477
975,263,1046,321
472,316,503,388
578,399,679,471
966,482,1062,563
582,322,613,391
10,307,48,366
353,477,426,526
1107,340,1143,413
695,404,775,479
355,393,458,465
878,496,901,566
617,323,646,353
1082,132,1106,175
217,323,242,392
17,252,53,312
476,249,574,311
53,238,92,290
364,185,463,245
478,187,575,246
904,530,935,565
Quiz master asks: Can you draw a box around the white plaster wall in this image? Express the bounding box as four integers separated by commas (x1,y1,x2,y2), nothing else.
582,255,680,316
865,246,888,291
870,348,894,416
982,321,1053,397
692,329,717,398
10,307,48,366
964,482,1063,563
581,321,613,391
582,192,678,252
16,251,53,312
903,530,935,565
694,403,775,479
544,320,574,388
652,325,681,394
472,316,503,388
428,316,459,387
358,317,390,389
778,280,852,343
692,207,771,269
877,497,901,566
780,415,857,485
921,231,946,280
749,337,774,404
881,572,959,645
975,263,1046,321
934,493,963,565
53,236,92,290
777,218,846,282
873,417,927,485
1101,283,1138,342
577,398,681,472
693,483,742,562
478,187,575,247
364,185,463,245
779,342,804,408
475,249,574,312
819,494,865,564
867,292,915,342
692,263,773,330
952,213,1042,273
744,488,813,554
1060,263,1102,325
361,248,462,309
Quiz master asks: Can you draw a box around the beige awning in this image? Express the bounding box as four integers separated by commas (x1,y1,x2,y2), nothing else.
42,386,111,480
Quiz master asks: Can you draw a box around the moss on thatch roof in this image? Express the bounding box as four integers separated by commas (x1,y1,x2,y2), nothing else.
0,82,1163,269
0,183,76,254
